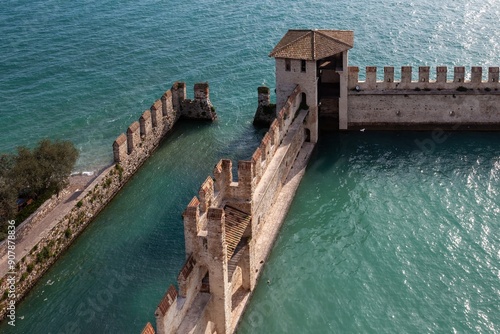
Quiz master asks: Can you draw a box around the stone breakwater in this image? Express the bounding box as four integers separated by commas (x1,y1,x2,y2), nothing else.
0,81,216,321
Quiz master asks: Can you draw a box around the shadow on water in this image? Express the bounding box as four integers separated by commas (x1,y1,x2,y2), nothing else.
313,130,500,177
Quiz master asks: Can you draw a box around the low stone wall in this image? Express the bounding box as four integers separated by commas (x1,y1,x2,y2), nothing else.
0,188,70,258
0,81,216,321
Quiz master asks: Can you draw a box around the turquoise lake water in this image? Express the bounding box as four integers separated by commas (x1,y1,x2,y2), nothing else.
0,0,499,333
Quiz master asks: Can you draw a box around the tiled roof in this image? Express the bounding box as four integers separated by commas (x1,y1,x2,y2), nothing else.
178,254,196,281
156,285,177,316
269,30,354,61
141,322,155,334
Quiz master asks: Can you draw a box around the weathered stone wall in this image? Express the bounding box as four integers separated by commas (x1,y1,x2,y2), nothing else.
0,82,216,321
140,110,153,138
275,59,317,113
127,121,141,154
347,66,500,129
251,109,307,230
155,256,208,334
0,163,127,320
180,83,217,121
348,92,500,129
253,86,276,126
113,82,216,165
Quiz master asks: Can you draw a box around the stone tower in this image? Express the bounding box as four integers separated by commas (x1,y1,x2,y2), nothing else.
269,29,354,133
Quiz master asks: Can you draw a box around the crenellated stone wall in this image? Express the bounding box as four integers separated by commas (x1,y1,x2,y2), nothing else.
347,66,500,129
0,81,216,322
348,66,499,90
151,85,315,334
113,82,216,165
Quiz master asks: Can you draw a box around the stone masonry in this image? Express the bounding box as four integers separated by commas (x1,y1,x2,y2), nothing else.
252,86,276,126
0,81,216,321
113,82,216,164
347,66,500,129
148,85,315,334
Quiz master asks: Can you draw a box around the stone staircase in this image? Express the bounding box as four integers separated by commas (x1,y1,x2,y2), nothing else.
224,206,250,261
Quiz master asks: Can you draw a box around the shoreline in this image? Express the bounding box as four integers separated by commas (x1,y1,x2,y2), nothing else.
0,171,99,265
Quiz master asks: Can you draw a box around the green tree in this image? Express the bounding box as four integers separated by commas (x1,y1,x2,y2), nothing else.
11,139,79,197
34,139,79,194
12,146,45,198
0,154,16,221
0,139,78,238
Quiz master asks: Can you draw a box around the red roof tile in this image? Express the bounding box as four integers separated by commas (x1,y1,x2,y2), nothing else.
141,322,155,334
269,29,354,61
157,285,178,316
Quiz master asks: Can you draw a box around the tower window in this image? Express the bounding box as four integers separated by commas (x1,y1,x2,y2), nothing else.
285,59,291,72
301,60,306,72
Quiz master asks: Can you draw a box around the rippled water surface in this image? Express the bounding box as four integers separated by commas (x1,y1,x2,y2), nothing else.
239,132,500,333
0,0,499,333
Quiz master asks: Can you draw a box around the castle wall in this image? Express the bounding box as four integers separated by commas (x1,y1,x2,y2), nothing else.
180,83,217,121
113,133,128,163
348,93,500,129
347,66,500,129
112,82,215,166
155,258,208,334
275,59,317,113
252,109,308,232
0,81,217,322
253,86,276,126
348,66,499,90
150,99,163,128
154,85,314,334
127,121,141,154
140,110,153,138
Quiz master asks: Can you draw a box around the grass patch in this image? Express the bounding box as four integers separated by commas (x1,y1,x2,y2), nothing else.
36,246,51,264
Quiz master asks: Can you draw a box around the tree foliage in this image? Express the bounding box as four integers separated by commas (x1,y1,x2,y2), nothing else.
0,139,79,227
0,154,16,221
33,139,79,194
